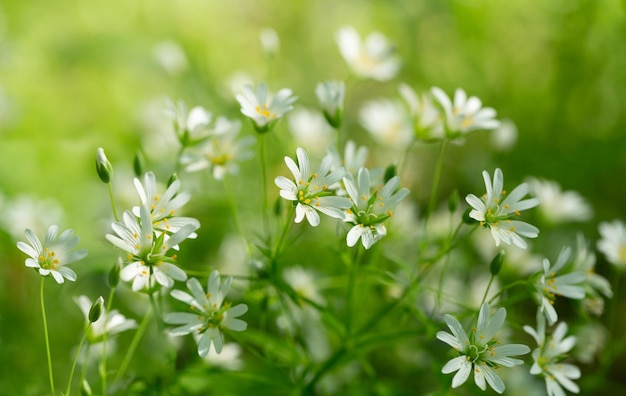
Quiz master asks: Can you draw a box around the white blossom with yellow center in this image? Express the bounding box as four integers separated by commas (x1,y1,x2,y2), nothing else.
236,83,296,132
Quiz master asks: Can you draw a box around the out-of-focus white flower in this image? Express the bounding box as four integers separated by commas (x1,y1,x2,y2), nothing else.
274,147,352,227
202,343,243,370
327,140,369,178
571,233,612,301
597,219,626,269
283,266,325,306
572,322,607,364
437,303,530,394
17,225,87,284
164,99,213,146
533,247,585,325
0,194,64,240
316,81,345,128
490,119,518,151
431,87,500,137
335,26,400,81
165,271,248,356
287,108,334,154
465,168,540,249
259,27,280,56
236,83,297,133
359,99,413,148
153,40,188,76
181,117,256,180
524,310,581,396
527,178,593,224
398,83,444,140
342,167,409,249
223,71,254,99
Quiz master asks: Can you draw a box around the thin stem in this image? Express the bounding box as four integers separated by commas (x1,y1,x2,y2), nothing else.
40,278,55,396
480,274,496,307
487,280,529,304
345,245,360,336
107,182,119,222
100,288,116,396
259,133,270,238
224,175,253,255
272,204,295,263
114,305,153,384
398,140,416,179
66,323,91,396
425,139,448,226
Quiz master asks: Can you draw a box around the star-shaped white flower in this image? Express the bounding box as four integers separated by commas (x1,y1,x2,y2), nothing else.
335,26,400,81
17,225,87,284
316,80,345,128
165,98,213,146
74,295,137,343
534,247,586,325
431,87,500,137
275,147,352,227
524,310,581,396
164,271,248,356
236,83,297,132
465,168,540,249
398,83,444,141
437,303,530,394
359,99,414,148
181,117,256,180
106,205,197,292
342,167,409,249
597,219,626,269
527,177,593,224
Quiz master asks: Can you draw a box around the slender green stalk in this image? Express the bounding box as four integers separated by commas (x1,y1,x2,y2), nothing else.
259,133,270,238
425,139,448,226
398,140,415,179
100,288,116,396
66,323,91,396
107,182,119,222
345,245,360,336
487,280,529,304
480,274,496,307
224,175,253,254
272,205,295,263
40,278,55,396
114,305,153,384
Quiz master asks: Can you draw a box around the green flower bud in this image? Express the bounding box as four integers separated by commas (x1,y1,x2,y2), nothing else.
81,380,93,396
95,148,113,183
273,196,283,216
383,164,397,184
88,296,104,323
108,258,121,288
133,150,145,178
167,173,178,188
448,190,460,213
490,250,505,276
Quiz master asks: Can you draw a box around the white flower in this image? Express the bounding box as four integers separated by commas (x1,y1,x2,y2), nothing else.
490,119,518,151
398,83,444,140
287,108,334,154
465,168,540,249
335,26,400,81
181,117,256,180
133,171,200,238
597,219,626,269
259,27,280,56
437,303,530,394
236,83,297,132
431,87,500,137
534,247,586,325
153,40,188,76
0,194,64,240
106,205,196,291
164,271,248,356
17,225,87,284
524,310,581,396
571,233,612,300
316,80,345,128
342,167,409,249
326,140,369,178
527,178,593,224
74,295,137,343
274,147,352,227
165,98,213,145
359,99,413,148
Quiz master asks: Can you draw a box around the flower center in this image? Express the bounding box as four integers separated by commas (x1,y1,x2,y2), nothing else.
38,247,60,270
618,246,626,264
255,104,275,119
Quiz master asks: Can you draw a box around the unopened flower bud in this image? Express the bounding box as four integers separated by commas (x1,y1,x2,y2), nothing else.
95,148,113,183
448,190,460,213
167,173,178,188
383,164,397,184
133,150,145,178
259,27,280,57
88,296,104,323
108,258,121,288
490,250,505,276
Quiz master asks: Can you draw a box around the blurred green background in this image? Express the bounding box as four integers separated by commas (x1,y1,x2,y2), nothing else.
1,0,625,394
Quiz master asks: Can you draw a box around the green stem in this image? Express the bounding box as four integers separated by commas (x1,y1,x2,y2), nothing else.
100,288,116,396
66,323,91,396
259,133,270,238
40,278,55,396
345,245,360,336
425,139,448,226
487,280,529,304
272,205,295,262
480,274,496,307
107,182,119,222
301,346,347,395
398,140,415,179
114,305,153,384
224,175,253,255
